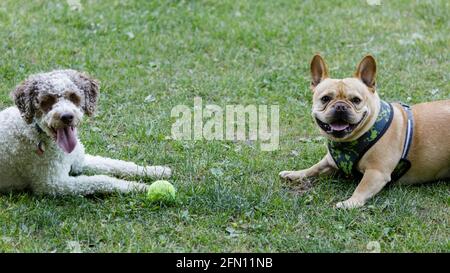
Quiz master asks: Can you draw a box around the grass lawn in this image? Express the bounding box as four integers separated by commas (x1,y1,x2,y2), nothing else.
0,0,448,252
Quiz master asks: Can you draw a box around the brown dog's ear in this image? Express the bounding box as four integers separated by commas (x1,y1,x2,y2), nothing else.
310,54,329,89
11,79,38,124
355,55,376,90
66,70,99,116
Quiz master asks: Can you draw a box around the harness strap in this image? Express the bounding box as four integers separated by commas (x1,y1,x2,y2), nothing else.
390,103,414,181
400,103,414,159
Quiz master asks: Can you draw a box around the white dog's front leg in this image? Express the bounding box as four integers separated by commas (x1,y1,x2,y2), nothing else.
38,175,149,196
81,155,171,179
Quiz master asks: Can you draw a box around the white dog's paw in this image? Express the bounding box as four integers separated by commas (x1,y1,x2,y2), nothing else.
131,182,150,193
335,198,365,209
160,167,172,178
279,170,307,182
144,166,172,178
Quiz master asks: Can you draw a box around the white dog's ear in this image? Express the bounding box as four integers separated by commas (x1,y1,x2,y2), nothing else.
310,54,329,90
66,70,99,116
355,55,376,91
11,79,38,124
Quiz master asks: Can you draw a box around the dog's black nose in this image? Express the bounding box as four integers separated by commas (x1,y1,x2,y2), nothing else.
333,102,350,112
60,113,74,125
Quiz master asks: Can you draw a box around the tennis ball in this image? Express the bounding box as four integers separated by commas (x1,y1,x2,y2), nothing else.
147,180,176,203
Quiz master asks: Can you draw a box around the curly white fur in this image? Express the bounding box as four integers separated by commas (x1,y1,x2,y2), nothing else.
0,70,171,195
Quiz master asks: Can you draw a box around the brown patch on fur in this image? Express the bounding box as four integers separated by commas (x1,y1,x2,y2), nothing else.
336,81,346,99
66,71,99,116
11,79,38,124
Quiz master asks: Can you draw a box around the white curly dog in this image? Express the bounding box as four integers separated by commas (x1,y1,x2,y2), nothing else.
0,70,171,195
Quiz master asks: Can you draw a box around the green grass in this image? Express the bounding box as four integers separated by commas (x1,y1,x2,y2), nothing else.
0,0,449,252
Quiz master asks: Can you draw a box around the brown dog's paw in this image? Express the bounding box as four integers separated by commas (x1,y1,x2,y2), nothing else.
335,198,365,209
279,170,307,182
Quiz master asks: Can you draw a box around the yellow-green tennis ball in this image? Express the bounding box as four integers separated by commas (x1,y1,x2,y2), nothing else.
147,180,176,203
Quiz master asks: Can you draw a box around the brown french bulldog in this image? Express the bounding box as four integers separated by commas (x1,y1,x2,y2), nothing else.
280,55,450,208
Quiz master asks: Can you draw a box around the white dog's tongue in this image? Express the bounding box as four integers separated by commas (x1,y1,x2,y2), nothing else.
56,127,77,154
330,122,349,131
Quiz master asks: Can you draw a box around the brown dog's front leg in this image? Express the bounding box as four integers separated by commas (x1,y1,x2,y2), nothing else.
336,169,390,209
279,154,336,182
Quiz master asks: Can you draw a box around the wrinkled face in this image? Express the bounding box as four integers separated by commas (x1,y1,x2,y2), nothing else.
12,70,99,153
309,55,379,141
312,78,377,139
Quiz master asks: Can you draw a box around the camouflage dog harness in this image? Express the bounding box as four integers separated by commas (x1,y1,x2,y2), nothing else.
328,100,414,182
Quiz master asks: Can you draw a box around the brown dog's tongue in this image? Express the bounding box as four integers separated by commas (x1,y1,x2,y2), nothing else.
56,127,77,154
330,122,349,131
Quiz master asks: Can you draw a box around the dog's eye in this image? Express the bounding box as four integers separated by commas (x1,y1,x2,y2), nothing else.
39,96,56,112
351,97,361,104
321,96,331,104
68,93,81,106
